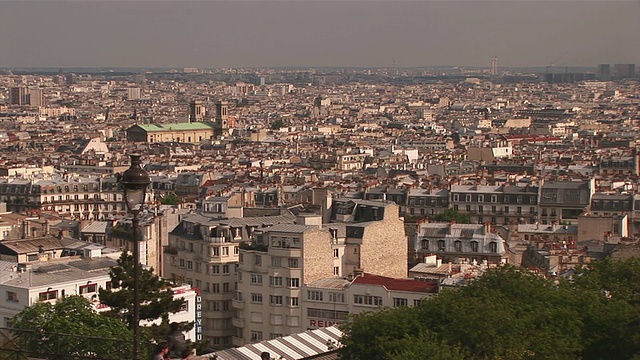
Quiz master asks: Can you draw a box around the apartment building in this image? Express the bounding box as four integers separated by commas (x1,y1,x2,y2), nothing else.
415,222,507,264
0,176,124,219
539,179,594,225
450,184,539,225
302,274,438,331
234,200,407,346
0,257,197,341
405,188,449,218
164,212,296,349
233,223,333,345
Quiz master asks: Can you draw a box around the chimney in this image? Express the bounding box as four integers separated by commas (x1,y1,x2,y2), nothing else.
484,221,491,234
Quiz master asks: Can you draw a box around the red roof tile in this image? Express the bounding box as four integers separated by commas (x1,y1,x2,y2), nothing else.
353,273,438,293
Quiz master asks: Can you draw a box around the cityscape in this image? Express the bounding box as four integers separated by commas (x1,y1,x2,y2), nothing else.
0,0,639,359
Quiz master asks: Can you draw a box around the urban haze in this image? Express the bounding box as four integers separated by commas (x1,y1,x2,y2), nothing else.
0,0,639,68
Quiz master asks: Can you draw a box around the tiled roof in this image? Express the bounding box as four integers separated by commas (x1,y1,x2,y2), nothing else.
211,325,342,360
351,273,438,293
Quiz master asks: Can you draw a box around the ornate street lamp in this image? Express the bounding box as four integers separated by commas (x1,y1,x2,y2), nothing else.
120,154,150,360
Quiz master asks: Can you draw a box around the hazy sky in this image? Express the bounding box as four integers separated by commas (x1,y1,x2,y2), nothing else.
0,0,638,68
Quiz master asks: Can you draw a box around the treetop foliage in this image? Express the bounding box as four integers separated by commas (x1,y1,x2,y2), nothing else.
340,260,640,360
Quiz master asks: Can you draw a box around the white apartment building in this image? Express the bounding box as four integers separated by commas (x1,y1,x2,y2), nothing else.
0,257,197,341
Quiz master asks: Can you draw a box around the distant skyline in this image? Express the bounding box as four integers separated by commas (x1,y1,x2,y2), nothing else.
0,1,638,69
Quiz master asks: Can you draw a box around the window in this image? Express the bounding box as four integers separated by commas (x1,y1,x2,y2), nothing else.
491,195,497,203
251,274,263,284
478,205,484,213
437,240,445,251
334,266,340,275
286,277,299,288
517,196,523,204
308,290,323,301
255,255,262,266
471,241,479,252
269,276,283,286
187,261,193,270
6,291,18,302
288,258,299,268
179,259,185,268
489,242,498,253
421,239,429,250
223,283,230,293
393,298,408,307
453,194,459,202
414,299,423,307
271,256,281,267
454,241,462,252
222,247,229,256
234,246,239,255
354,295,383,306
223,264,230,274
79,284,97,294
307,308,349,320
212,284,220,293
287,296,299,307
504,206,510,214
478,195,484,202
333,249,339,258
270,333,283,339
270,295,283,306
329,292,344,303
212,247,220,256
212,265,220,274
251,293,263,303
39,290,57,301
251,331,263,341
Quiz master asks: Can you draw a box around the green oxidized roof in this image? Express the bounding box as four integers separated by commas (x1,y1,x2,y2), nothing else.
135,122,215,132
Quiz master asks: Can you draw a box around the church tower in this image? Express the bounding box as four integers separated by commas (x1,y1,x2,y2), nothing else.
189,100,205,123
215,100,229,135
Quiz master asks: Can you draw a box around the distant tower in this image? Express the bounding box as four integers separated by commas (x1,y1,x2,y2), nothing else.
189,100,205,123
9,87,28,105
491,57,498,76
597,64,611,81
215,100,229,134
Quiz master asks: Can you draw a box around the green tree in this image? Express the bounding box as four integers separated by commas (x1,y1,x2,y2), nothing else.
339,264,640,360
571,257,640,359
10,296,132,359
159,193,181,205
99,251,188,343
432,208,470,223
270,119,285,130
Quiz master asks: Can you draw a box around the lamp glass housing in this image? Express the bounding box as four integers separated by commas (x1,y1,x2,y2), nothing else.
121,154,151,212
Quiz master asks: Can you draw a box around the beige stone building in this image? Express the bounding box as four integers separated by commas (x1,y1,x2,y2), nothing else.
233,200,408,345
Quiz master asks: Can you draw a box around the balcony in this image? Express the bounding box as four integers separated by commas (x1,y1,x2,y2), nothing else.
163,245,178,255
232,298,245,310
232,336,245,347
204,236,231,244
232,317,245,328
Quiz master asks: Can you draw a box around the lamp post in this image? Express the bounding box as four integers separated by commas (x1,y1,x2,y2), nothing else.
120,154,151,360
